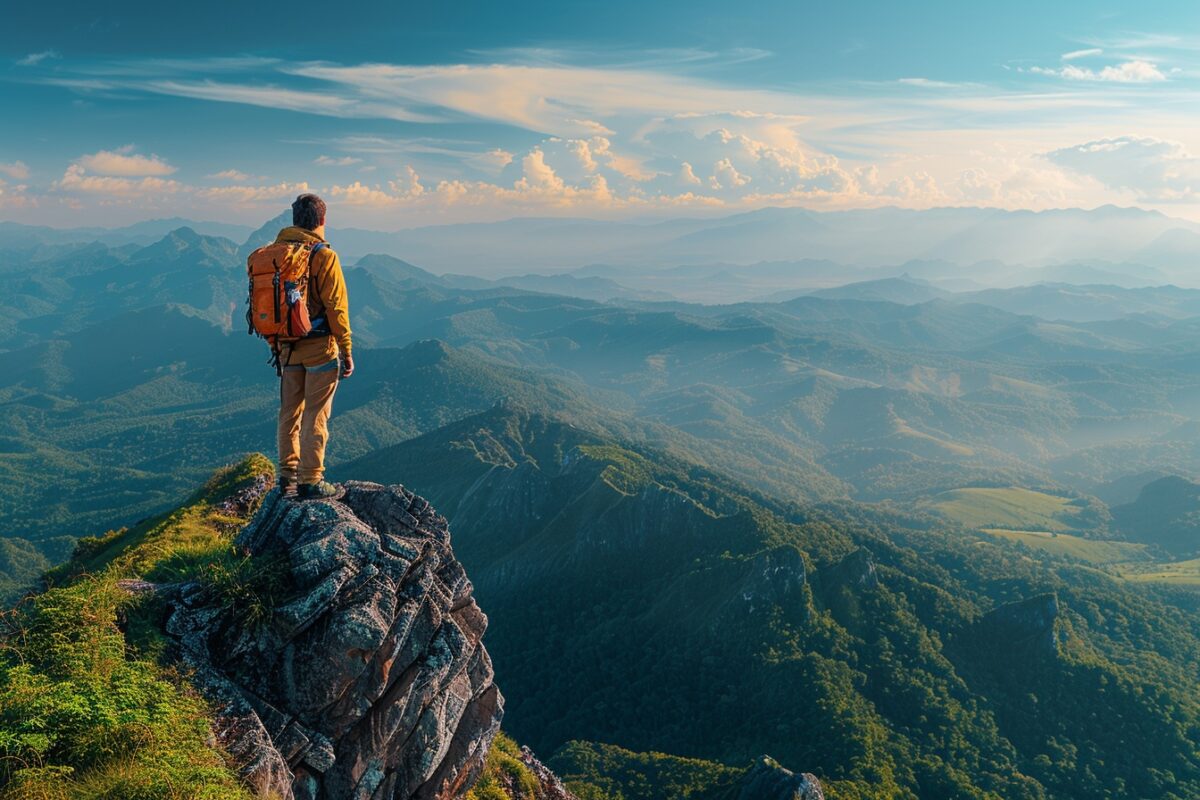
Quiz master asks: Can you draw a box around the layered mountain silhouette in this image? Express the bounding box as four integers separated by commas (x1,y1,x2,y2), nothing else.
4,210,1200,798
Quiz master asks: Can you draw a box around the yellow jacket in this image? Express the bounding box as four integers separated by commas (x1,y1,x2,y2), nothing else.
274,226,353,368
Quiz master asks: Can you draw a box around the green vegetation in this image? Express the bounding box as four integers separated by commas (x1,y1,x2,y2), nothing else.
466,733,542,800
9,226,1200,799
549,741,742,800
1111,476,1200,557
345,407,1200,800
0,577,253,800
924,487,1103,534
1122,557,1200,586
0,456,273,800
979,529,1149,565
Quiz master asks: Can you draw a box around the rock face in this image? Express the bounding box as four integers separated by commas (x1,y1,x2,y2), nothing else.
733,756,825,800
977,593,1060,656
163,481,503,800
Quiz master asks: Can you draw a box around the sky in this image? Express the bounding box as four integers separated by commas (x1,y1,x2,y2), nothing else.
5,0,1200,229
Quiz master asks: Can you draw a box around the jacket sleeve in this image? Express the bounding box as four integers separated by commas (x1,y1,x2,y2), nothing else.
312,248,353,354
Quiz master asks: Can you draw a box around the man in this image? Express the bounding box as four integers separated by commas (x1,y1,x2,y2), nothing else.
274,193,355,499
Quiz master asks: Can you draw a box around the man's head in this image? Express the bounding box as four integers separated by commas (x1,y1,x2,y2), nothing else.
292,193,327,231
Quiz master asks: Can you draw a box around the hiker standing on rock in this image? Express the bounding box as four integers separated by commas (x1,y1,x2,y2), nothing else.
246,193,354,499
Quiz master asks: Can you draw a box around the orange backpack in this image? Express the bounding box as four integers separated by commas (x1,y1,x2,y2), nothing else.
245,241,328,343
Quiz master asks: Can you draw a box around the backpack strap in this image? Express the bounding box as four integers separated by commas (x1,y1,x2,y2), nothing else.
304,242,333,338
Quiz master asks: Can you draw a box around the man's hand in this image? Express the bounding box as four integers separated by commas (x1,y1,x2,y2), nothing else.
340,353,355,379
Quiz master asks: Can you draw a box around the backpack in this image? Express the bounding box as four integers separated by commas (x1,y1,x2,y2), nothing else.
245,241,329,342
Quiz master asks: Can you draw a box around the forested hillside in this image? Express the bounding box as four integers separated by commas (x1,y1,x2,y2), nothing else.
4,214,1200,799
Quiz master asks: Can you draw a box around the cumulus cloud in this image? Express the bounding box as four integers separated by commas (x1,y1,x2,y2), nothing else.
1030,59,1166,83
77,146,176,176
1044,136,1200,201
314,154,363,166
0,161,31,180
711,158,751,189
678,162,702,186
55,164,184,195
0,179,34,209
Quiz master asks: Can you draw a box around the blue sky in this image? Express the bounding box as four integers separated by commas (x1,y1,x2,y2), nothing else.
5,0,1200,227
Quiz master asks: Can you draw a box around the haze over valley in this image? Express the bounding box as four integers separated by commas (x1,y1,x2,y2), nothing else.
9,1,1200,795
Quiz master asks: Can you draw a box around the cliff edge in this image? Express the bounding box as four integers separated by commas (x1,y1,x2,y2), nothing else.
162,481,503,800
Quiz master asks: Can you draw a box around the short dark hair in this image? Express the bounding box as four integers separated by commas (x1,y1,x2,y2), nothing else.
292,193,327,230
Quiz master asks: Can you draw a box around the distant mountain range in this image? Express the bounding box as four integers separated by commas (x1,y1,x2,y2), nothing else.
5,210,1200,799
8,205,1199,294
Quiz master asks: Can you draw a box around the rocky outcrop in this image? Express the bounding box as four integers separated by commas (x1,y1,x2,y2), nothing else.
817,547,878,626
821,548,878,592
516,746,579,800
732,756,825,800
163,481,503,800
977,593,1059,656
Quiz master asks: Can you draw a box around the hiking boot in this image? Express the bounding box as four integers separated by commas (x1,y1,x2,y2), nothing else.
278,477,298,496
297,480,342,500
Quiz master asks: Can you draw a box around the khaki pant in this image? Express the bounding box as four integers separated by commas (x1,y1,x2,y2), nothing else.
278,357,340,485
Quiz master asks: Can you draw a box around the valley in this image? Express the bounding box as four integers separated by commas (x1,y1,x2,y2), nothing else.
5,208,1200,799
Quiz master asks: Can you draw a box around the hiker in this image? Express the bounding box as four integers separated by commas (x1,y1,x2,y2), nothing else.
246,193,354,499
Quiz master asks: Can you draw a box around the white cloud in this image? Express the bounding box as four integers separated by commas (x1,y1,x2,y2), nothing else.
898,78,959,89
275,61,828,137
711,158,751,189
1045,135,1200,201
77,147,176,177
55,164,184,195
678,162,701,186
517,149,565,192
1031,59,1166,83
207,169,253,181
29,53,1200,223
389,165,425,198
196,181,310,203
0,161,31,180
1061,48,1103,61
314,154,363,166
17,50,59,67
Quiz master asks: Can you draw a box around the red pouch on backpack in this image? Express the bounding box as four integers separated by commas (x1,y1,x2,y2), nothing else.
286,283,312,337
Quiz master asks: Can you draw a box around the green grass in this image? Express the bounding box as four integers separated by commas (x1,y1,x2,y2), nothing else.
46,454,274,585
0,455,274,800
465,733,541,800
979,529,1149,565
925,487,1089,533
1121,557,1200,586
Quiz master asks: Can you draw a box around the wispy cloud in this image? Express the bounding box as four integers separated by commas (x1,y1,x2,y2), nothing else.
17,50,60,67
207,169,255,181
1030,59,1166,83
19,50,1200,224
314,155,363,166
898,78,960,89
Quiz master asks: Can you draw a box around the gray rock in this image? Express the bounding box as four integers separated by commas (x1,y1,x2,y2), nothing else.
735,756,825,800
164,481,503,800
